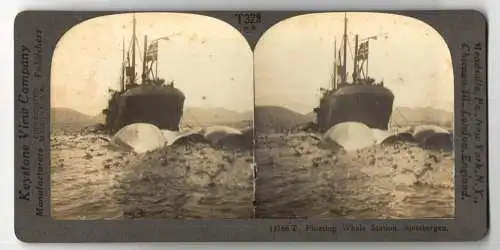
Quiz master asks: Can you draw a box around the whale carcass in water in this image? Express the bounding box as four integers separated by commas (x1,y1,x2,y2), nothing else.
223,127,253,149
371,128,392,144
380,132,416,145
203,125,248,148
321,122,377,151
162,129,207,146
411,124,449,143
411,124,453,150
370,127,417,146
111,123,166,153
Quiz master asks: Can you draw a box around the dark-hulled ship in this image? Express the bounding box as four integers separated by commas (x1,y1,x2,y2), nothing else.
102,15,185,134
314,13,394,132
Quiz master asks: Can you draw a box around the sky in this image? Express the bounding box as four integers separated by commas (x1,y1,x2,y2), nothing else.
254,12,454,114
51,13,254,116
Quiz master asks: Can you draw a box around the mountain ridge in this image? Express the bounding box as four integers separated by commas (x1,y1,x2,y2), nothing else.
50,106,253,133
51,105,453,134
254,105,313,133
256,105,453,133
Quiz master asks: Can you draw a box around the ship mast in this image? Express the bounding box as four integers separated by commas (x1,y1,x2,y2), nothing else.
120,37,125,91
142,35,148,83
341,13,348,84
353,34,359,82
131,14,136,84
332,38,337,90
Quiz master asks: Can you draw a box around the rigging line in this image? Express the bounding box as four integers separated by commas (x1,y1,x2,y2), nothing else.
125,44,130,65
389,107,408,130
184,117,198,129
397,107,409,124
329,36,338,89
347,38,354,62
125,36,134,75
128,36,134,58
125,35,143,68
329,75,334,90
181,110,201,129
134,36,144,66
180,118,193,129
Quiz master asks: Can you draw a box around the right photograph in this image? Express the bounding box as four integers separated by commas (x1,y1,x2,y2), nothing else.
254,12,455,219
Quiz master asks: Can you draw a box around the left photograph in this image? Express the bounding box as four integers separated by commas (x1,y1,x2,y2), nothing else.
50,13,255,220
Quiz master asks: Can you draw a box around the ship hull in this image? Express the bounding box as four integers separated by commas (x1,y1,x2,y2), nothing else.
119,94,184,131
105,85,185,134
315,84,394,132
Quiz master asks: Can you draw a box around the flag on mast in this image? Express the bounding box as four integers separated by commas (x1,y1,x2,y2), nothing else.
358,41,369,60
145,41,158,62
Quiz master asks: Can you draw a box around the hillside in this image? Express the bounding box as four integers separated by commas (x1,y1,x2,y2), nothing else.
51,107,102,134
304,107,453,129
254,105,313,133
181,107,253,129
305,111,316,121
51,106,253,134
391,107,453,128
51,107,92,123
51,105,449,135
